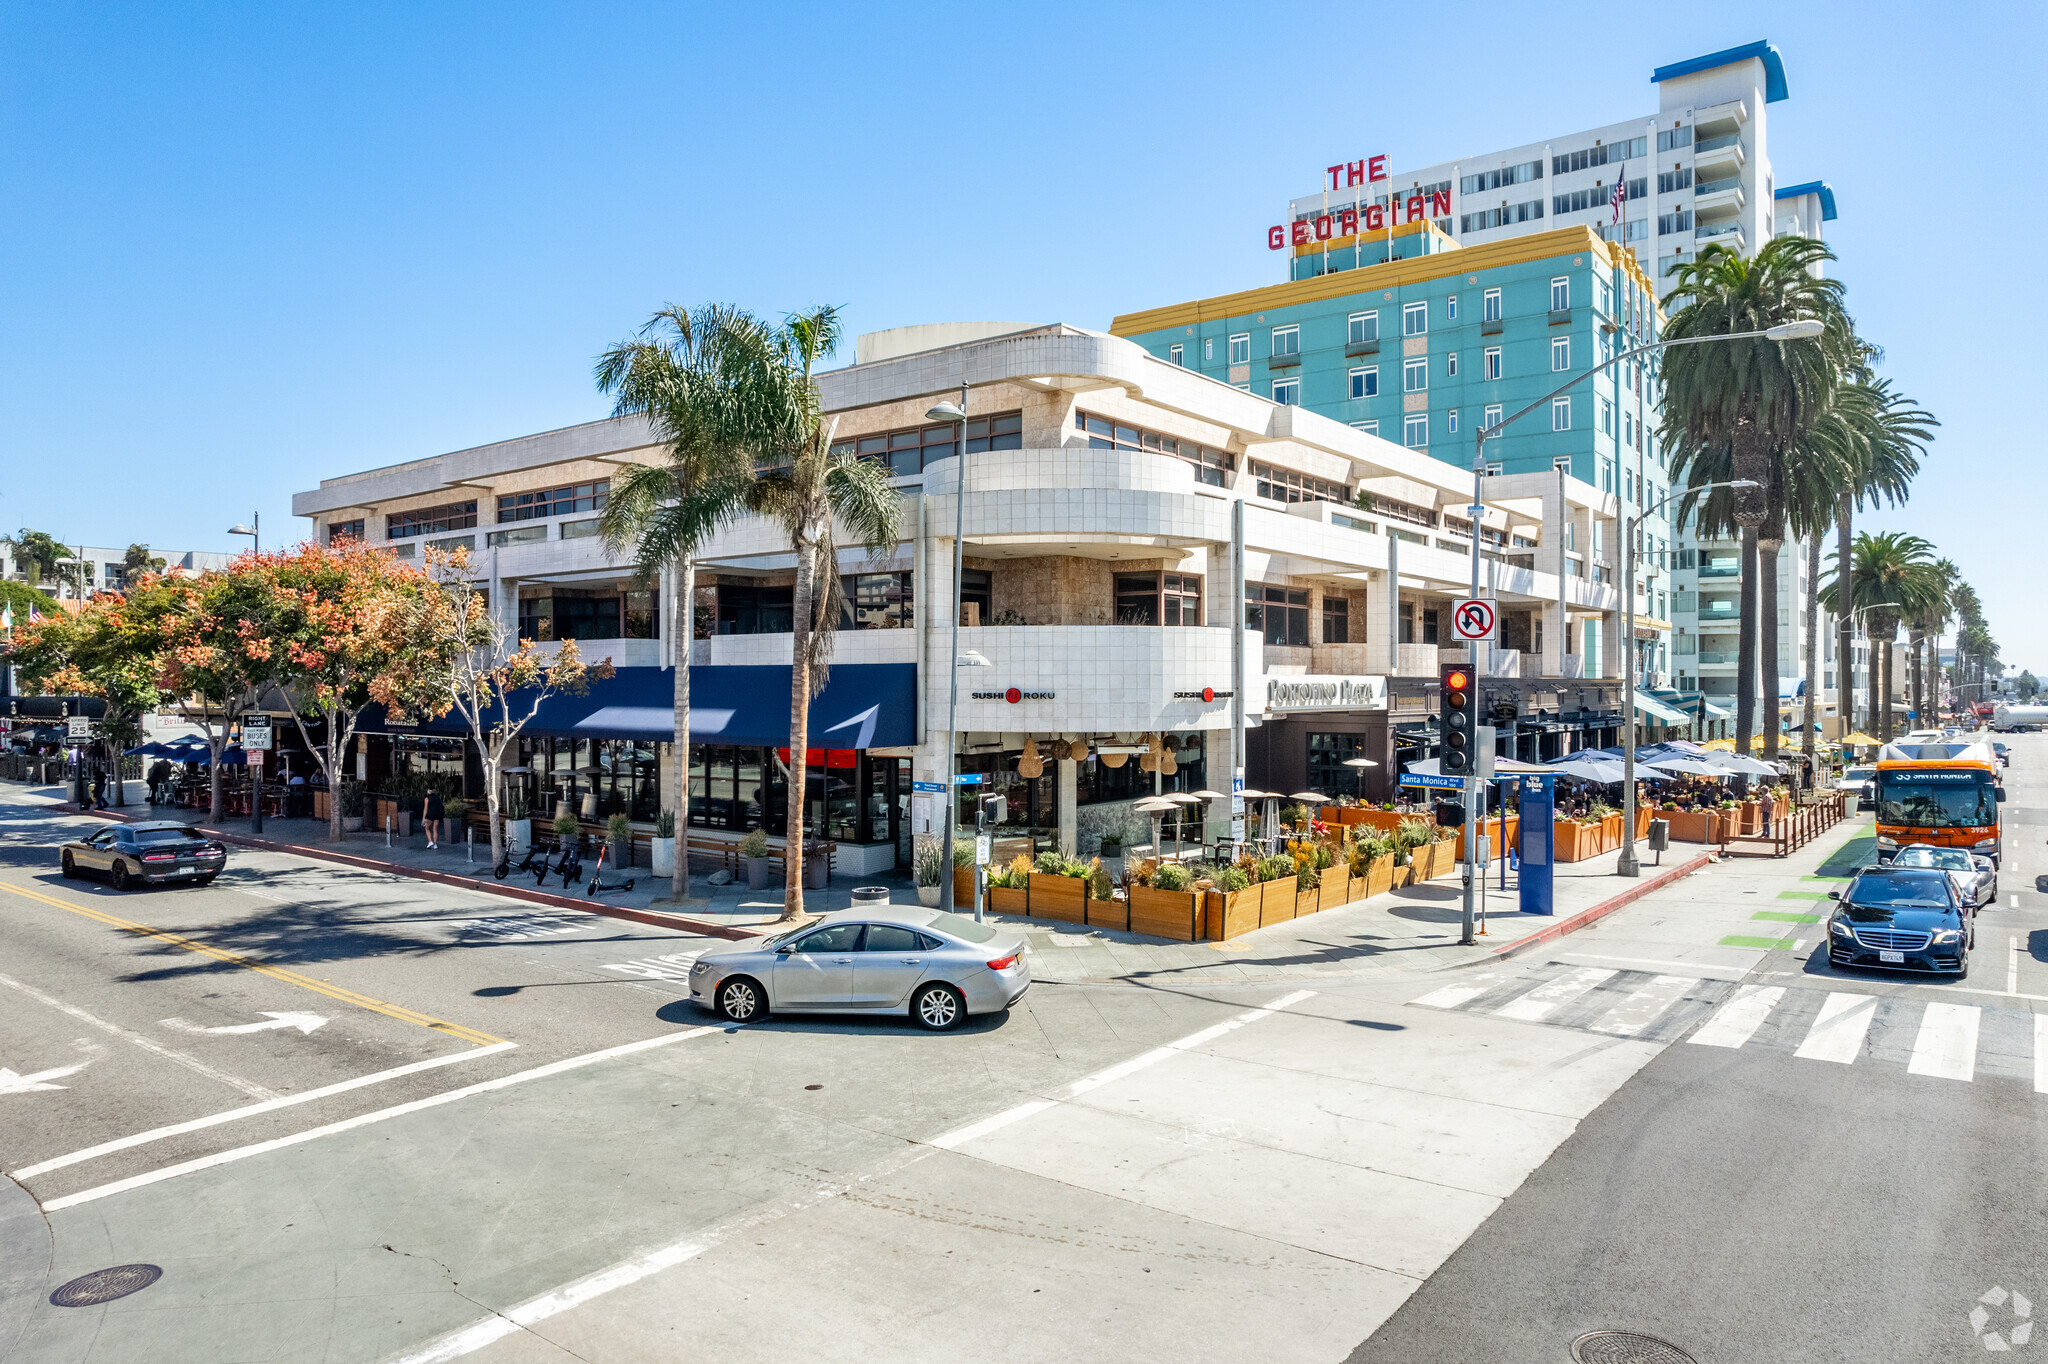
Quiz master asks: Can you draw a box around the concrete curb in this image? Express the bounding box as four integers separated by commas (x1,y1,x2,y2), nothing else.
72,806,763,942
1489,850,1716,961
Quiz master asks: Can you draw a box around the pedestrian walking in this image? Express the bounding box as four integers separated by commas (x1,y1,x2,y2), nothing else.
422,788,445,849
90,764,109,810
1759,787,1776,837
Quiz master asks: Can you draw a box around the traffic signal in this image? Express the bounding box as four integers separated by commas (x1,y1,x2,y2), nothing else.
1440,665,1475,775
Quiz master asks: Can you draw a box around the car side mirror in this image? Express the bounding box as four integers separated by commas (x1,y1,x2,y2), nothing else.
1827,890,1840,900
776,944,795,954
1995,788,2007,803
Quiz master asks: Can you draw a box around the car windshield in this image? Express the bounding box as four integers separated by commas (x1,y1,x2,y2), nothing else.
135,828,206,844
1843,768,1874,782
1876,771,1998,828
1891,848,1970,871
1849,873,1953,909
928,911,998,944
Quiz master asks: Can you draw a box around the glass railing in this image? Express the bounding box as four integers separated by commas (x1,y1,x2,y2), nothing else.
1696,222,1744,241
1697,564,1741,578
1694,176,1743,197
1695,132,1743,155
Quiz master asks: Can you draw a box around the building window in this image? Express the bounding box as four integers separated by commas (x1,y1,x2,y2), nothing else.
1657,167,1693,195
1228,333,1249,365
1404,414,1429,448
959,568,992,623
1399,601,1440,644
1403,302,1428,336
1203,337,1214,362
487,524,547,549
1270,325,1300,358
1484,461,1504,476
1074,411,1234,485
1348,311,1379,344
1168,344,1184,366
1552,397,1572,431
1252,461,1347,505
1483,404,1502,430
521,591,622,642
1308,733,1370,796
1657,125,1692,153
1272,378,1300,405
1349,366,1378,399
1484,347,1502,380
1446,295,1458,321
1601,398,1614,435
497,481,608,524
1350,419,1380,436
1550,277,1569,312
429,535,476,554
1445,351,1458,378
842,572,914,630
1322,595,1350,644
1460,160,1545,195
327,519,364,545
558,518,599,540
835,410,1022,477
1551,336,1571,372
1482,288,1502,322
387,501,478,540
1447,409,1459,435
1115,572,1203,626
1245,584,1310,647
1403,358,1428,392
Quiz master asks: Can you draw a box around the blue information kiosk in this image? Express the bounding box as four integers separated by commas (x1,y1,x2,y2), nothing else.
1517,773,1555,916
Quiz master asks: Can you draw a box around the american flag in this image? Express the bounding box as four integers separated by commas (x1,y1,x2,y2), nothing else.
1611,170,1627,223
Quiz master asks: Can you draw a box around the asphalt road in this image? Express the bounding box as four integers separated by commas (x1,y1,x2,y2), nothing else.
1351,730,2048,1364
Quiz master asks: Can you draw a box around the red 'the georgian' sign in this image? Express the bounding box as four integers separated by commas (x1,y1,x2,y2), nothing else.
1267,154,1451,251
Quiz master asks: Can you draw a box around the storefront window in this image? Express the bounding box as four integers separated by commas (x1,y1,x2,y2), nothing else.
1308,733,1369,797
519,594,621,642
1074,735,1207,805
715,584,794,636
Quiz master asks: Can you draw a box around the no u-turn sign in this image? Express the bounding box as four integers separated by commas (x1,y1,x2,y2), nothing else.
1452,598,1496,641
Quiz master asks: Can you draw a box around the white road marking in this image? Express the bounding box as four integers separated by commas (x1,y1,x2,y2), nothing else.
0,970,276,1101
1557,952,1740,976
2036,1016,2048,1096
926,989,1315,1151
1588,975,1696,1037
39,1027,720,1212
1793,992,1879,1065
602,952,703,983
1495,967,1617,1022
160,1010,328,1036
1412,977,1500,1010
0,1061,92,1095
1907,1002,1981,1082
2012,895,2020,910
1688,985,1786,1049
2009,936,2021,996
13,1040,518,1180
449,912,587,940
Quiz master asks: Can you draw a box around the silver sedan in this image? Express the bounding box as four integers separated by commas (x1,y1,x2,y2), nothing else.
1890,844,1997,909
690,907,1030,1031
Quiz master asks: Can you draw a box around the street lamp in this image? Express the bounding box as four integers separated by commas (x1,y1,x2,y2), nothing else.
1455,316,1823,935
926,388,972,917
1616,478,1757,876
228,513,260,555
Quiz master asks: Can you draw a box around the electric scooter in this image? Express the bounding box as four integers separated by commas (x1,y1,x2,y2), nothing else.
586,845,635,898
539,837,583,888
495,838,551,881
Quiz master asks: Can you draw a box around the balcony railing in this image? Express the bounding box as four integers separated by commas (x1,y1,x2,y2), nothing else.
1695,132,1744,155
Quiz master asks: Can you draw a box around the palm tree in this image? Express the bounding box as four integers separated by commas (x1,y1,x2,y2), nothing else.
596,305,760,904
1821,532,1943,740
1830,378,1934,737
1662,237,1853,760
1907,558,1962,727
697,305,902,919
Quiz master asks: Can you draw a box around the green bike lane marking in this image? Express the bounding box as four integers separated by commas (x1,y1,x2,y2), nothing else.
1777,890,1833,900
1720,935,1800,950
1753,911,1820,924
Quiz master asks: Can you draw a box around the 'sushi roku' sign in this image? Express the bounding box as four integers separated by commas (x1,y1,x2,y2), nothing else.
1268,154,1450,251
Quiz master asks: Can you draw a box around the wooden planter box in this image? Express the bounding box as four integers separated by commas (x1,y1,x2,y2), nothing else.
1256,879,1297,927
1317,865,1348,908
1414,842,1449,880
1737,801,1760,835
954,867,978,912
313,790,330,820
1634,806,1654,838
1390,860,1414,888
1364,854,1395,898
988,886,1029,916
1601,813,1622,850
1128,885,1202,941
1662,809,1716,843
1553,819,1589,863
1295,886,1321,917
1205,886,1262,941
1026,873,1088,924
1085,897,1128,931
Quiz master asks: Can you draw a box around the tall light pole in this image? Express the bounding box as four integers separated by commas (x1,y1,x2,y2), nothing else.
228,513,260,556
926,387,972,917
1457,317,1822,935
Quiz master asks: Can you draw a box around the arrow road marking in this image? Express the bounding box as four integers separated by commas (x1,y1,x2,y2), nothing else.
0,1062,90,1095
161,1011,328,1036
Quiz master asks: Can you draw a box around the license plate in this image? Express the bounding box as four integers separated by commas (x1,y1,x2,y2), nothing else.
1879,949,1905,964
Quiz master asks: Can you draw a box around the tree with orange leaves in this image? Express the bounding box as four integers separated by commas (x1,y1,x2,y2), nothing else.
256,540,463,843
6,586,164,808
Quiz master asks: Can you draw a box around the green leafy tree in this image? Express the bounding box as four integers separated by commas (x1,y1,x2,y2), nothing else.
1821,532,1944,740
122,543,167,583
8,530,70,587
595,304,759,902
137,567,281,820
2015,671,2038,702
1,580,60,627
1661,237,1854,759
6,592,164,806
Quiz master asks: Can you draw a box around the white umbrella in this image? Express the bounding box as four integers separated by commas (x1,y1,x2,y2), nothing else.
1706,751,1778,778
1642,756,1728,779
1549,756,1629,784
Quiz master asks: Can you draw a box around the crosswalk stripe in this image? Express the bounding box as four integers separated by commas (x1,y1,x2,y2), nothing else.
1907,1002,1981,1081
2035,1015,2048,1096
1589,975,1696,1037
1495,967,1617,1022
1412,977,1501,1010
1688,985,1785,1049
1793,992,1879,1064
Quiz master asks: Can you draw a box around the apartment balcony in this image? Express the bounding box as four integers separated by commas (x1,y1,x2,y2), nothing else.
1695,221,1747,252
1693,132,1747,176
1697,562,1741,580
1693,175,1746,216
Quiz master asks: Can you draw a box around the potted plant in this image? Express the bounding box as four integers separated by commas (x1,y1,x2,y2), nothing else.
444,797,470,847
1250,854,1297,926
739,828,773,891
503,786,531,853
552,810,581,860
1097,828,1124,875
651,809,676,878
606,813,633,869
339,780,365,833
915,838,946,907
988,855,1033,916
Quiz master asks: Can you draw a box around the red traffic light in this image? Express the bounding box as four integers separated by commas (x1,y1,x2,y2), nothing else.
1445,670,1469,691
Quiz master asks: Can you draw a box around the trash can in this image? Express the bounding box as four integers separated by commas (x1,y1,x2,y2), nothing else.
804,840,831,890
1647,819,1670,852
850,886,890,907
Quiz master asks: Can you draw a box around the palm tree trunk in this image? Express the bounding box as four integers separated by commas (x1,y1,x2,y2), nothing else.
1802,535,1820,768
671,552,694,902
1835,498,1854,735
1867,630,1882,744
1736,528,1760,756
1758,533,1782,760
1882,641,1896,741
1907,629,1924,723
782,535,818,919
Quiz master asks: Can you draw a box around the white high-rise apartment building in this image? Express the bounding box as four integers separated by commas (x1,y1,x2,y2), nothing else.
1281,40,1859,730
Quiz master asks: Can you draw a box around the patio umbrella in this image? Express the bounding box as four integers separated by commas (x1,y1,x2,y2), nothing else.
1548,755,1629,784
1705,751,1778,778
1640,756,1729,779
125,742,174,758
1839,732,1879,748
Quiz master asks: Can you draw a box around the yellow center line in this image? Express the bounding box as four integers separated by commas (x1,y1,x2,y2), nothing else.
0,880,505,1047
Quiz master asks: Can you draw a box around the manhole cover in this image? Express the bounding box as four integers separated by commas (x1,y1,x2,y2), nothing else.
1569,1331,1697,1364
48,1264,163,1307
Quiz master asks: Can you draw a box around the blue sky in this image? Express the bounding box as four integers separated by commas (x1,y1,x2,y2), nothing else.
3,2,2040,674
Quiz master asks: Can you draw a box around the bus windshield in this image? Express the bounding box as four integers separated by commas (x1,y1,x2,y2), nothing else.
1877,770,1997,829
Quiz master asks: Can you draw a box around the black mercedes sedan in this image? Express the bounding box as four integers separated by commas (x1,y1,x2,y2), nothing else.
1826,865,1971,977
60,822,226,890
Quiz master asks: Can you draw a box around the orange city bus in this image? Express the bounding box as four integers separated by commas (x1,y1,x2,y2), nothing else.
1872,741,2006,867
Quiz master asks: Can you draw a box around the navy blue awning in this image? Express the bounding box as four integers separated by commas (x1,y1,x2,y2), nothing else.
359,664,916,749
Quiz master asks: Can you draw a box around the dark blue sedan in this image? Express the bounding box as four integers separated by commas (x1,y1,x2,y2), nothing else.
1826,866,1972,978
